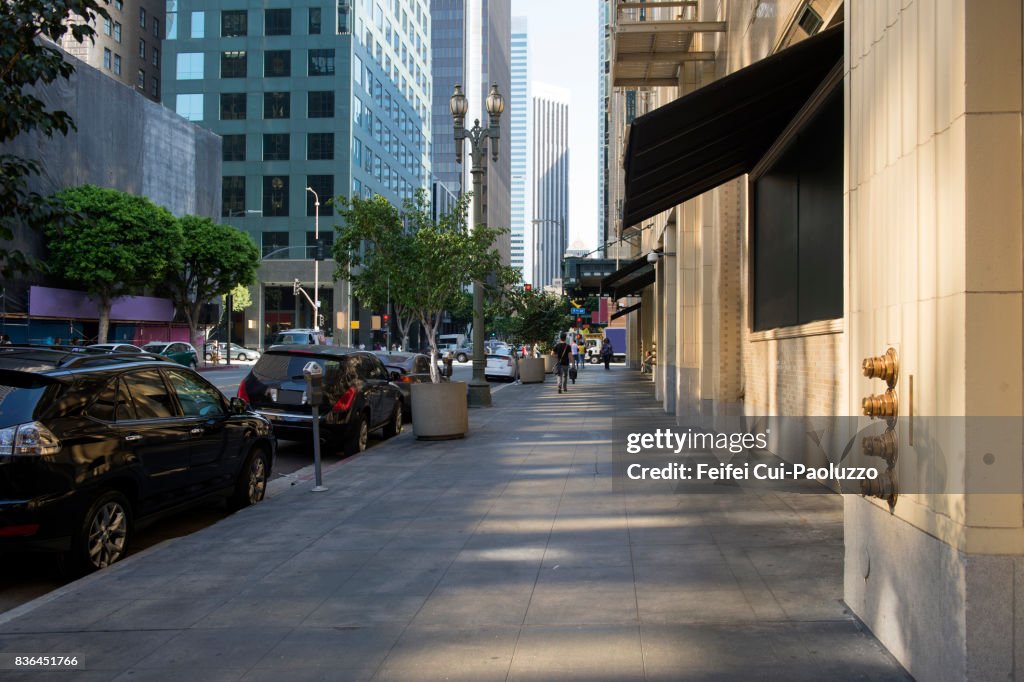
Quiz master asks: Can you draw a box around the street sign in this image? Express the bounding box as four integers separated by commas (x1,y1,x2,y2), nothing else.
570,307,587,315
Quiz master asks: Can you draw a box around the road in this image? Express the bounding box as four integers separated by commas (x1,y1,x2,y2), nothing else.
0,358,511,614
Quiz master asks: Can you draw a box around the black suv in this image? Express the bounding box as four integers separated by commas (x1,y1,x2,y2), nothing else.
0,347,275,572
239,346,403,455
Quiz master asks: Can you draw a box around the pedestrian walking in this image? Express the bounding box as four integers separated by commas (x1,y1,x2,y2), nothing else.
601,338,613,370
570,338,580,372
552,332,573,393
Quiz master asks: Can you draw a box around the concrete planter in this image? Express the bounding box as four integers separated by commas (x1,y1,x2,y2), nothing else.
519,357,546,383
411,381,468,440
543,355,558,373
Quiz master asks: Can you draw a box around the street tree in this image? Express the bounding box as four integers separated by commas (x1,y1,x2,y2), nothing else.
509,287,572,353
1,0,108,276
46,185,182,343
165,215,259,349
333,193,418,350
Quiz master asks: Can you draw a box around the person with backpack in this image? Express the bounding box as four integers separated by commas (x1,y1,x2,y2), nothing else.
552,332,573,393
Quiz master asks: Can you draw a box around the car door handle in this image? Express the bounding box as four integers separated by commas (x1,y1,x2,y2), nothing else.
124,434,142,442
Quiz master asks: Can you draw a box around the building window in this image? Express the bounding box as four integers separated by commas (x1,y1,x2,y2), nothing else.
113,54,121,75
222,176,245,217
337,2,350,33
307,132,334,160
220,51,246,78
264,92,290,119
176,52,204,79
138,39,145,59
221,10,246,37
264,50,290,77
113,21,122,42
308,7,321,34
265,8,291,36
139,6,146,27
307,91,334,118
263,176,289,217
153,17,160,38
103,48,111,69
352,178,361,195
152,47,159,67
136,69,145,88
352,137,362,166
308,49,335,76
220,92,246,120
306,176,334,216
103,17,111,35
263,134,290,161
752,91,843,331
175,93,203,121
191,12,204,38
262,231,289,259
114,0,122,11
150,77,159,98
223,134,246,162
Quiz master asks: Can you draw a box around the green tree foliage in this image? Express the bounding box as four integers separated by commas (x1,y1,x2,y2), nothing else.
508,287,572,351
334,190,512,381
333,193,418,349
165,215,259,349
1,0,108,275
46,185,182,343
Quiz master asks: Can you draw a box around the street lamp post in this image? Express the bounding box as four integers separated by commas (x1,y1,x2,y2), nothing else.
305,187,321,332
451,82,504,408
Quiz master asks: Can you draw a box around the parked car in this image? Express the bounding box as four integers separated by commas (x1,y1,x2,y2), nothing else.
452,344,473,363
239,346,403,455
372,352,446,420
267,329,325,346
205,343,260,362
141,341,199,369
485,347,519,382
0,346,275,572
88,343,143,354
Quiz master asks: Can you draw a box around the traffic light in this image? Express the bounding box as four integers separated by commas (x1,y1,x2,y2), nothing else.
314,239,325,261
524,283,532,292
383,313,389,324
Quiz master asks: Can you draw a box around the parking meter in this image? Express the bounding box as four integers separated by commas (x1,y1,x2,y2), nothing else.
443,353,454,378
302,362,327,492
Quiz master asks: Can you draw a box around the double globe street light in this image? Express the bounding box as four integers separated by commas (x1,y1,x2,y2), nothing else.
450,82,504,407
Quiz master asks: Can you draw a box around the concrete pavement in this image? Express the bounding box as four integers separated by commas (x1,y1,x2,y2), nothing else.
0,368,909,680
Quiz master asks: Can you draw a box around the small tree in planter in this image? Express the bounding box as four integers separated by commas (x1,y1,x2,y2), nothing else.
509,287,572,381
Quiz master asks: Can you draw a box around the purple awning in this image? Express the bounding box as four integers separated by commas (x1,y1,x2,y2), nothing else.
29,286,175,322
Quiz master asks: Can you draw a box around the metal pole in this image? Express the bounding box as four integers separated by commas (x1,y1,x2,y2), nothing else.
310,404,326,491
311,189,320,332
467,151,490,407
225,292,232,366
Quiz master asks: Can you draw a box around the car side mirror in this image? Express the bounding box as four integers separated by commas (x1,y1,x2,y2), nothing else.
229,396,249,414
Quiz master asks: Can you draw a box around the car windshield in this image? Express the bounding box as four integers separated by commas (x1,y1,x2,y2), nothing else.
142,344,168,353
253,352,345,383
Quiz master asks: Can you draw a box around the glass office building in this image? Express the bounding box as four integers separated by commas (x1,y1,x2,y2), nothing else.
163,0,432,347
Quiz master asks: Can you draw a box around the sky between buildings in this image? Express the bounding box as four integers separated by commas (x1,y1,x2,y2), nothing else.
511,0,600,252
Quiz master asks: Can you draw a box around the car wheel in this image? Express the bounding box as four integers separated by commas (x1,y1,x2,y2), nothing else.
71,491,132,573
344,412,369,456
238,353,247,361
230,447,268,510
590,356,600,364
456,353,468,363
383,404,402,438
205,353,212,361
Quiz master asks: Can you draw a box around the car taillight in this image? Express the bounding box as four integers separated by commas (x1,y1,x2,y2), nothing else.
0,422,61,457
238,381,250,402
505,358,512,366
332,386,356,412
400,375,414,383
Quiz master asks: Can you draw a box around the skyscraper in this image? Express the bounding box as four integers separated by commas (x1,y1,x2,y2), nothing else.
60,0,165,102
531,83,569,290
163,0,433,347
430,0,512,265
510,16,529,281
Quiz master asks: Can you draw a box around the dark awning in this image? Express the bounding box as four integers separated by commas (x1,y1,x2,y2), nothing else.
611,301,642,321
601,253,655,299
622,24,843,228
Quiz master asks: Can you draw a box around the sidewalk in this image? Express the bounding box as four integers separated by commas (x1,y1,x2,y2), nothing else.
0,368,909,681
